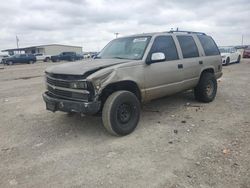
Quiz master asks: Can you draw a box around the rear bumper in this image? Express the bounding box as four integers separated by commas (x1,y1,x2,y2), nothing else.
243,53,250,58
42,92,101,114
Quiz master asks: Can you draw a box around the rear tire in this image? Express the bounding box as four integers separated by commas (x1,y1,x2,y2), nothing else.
194,72,217,103
29,60,34,64
102,91,140,136
237,55,241,63
45,57,50,62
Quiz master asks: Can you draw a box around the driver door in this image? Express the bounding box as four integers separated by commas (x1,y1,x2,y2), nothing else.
230,47,238,62
144,35,183,101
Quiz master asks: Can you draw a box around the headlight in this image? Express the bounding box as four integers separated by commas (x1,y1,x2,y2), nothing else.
70,81,88,89
92,70,114,90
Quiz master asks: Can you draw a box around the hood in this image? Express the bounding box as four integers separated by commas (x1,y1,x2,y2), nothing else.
45,58,131,76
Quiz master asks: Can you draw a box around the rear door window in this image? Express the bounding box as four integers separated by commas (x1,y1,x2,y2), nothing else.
150,35,179,61
177,35,199,58
198,35,220,56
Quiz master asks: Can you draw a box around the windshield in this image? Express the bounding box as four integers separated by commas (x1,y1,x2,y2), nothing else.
219,48,230,53
97,36,151,60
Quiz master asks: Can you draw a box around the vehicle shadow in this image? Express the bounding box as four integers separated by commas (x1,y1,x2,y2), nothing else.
51,90,197,137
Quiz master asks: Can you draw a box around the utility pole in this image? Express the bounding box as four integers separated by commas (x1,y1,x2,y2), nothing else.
114,32,119,38
241,35,244,45
16,35,19,53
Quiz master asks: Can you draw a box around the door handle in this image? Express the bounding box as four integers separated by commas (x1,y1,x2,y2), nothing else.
199,61,203,65
178,64,183,69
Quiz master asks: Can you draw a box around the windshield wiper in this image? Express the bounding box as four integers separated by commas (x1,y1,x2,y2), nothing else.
112,56,127,59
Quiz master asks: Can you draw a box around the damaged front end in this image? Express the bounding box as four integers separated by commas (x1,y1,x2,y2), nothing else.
43,72,101,114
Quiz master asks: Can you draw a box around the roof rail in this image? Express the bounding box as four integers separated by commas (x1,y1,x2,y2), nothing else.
167,30,206,35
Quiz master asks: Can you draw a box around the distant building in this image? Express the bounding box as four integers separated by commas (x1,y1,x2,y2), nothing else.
2,44,82,56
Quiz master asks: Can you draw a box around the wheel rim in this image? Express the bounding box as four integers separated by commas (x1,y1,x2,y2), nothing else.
205,81,214,96
117,103,132,124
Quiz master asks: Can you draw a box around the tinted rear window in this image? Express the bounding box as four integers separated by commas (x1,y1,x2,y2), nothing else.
177,36,199,58
150,36,179,61
198,35,220,56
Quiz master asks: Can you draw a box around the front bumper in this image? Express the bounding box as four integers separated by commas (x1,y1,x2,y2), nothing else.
42,92,101,114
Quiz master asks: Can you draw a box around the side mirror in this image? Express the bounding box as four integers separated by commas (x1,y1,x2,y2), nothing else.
151,52,165,61
146,52,166,65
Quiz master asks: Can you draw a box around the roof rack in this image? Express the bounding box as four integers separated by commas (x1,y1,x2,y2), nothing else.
167,30,206,35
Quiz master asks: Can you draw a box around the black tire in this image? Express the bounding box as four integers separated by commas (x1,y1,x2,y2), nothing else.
194,72,217,103
28,60,34,64
45,57,50,62
226,57,230,65
7,61,13,65
237,55,241,63
67,112,76,117
102,91,140,136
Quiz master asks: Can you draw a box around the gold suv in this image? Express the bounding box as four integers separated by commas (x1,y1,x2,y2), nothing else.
43,30,222,136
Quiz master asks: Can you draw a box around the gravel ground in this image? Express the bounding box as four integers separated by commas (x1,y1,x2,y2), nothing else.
0,60,249,188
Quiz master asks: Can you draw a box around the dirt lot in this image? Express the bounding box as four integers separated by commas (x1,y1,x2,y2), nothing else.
0,60,249,188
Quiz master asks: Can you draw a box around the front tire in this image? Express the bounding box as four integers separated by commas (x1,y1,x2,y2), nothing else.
7,61,13,65
226,57,230,65
102,91,140,136
194,72,217,103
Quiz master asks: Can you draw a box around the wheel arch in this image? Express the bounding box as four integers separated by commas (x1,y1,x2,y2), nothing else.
199,67,215,79
99,80,142,104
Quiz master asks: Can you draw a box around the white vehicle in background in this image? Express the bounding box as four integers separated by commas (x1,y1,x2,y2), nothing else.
219,46,241,65
0,55,8,63
34,53,51,62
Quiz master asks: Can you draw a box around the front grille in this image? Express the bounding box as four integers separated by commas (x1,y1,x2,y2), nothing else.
46,73,83,80
47,76,70,88
46,73,91,101
47,85,71,97
47,85,88,101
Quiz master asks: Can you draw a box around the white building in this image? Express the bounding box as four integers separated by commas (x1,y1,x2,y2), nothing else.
2,44,82,56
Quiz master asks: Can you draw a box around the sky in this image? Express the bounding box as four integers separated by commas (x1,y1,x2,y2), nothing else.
0,0,249,53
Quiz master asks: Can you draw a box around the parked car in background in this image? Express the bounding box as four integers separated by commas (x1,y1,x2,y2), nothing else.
83,52,99,59
3,54,36,65
219,46,241,65
0,55,9,64
51,52,83,62
35,53,51,62
43,31,222,136
243,46,250,58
